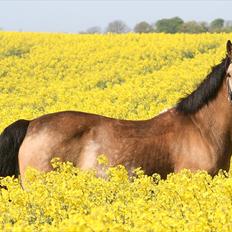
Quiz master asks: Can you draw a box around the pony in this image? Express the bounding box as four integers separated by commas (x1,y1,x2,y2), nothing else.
1,40,232,184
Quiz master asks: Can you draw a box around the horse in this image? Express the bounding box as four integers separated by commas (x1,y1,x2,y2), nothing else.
1,40,232,184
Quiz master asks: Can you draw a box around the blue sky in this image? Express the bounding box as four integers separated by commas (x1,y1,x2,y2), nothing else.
0,1,232,32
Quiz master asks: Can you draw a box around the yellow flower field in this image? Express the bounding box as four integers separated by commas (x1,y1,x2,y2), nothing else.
0,32,232,231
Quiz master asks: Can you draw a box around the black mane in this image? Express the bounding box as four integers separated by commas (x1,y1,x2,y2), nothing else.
176,57,230,114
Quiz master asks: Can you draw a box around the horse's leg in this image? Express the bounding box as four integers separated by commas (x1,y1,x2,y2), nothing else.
18,128,99,187
18,132,55,188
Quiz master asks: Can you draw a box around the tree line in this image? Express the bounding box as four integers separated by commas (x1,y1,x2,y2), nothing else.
81,17,232,34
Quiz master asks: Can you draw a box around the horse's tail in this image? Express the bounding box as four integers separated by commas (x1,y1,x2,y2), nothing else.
0,119,30,177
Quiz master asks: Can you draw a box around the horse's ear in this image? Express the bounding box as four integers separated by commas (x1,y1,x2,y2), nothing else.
227,40,232,57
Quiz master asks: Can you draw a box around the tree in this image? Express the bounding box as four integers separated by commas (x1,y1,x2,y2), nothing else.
86,26,102,34
223,20,232,32
154,17,184,33
134,21,153,33
179,21,208,33
209,18,224,32
105,20,130,34
200,22,209,32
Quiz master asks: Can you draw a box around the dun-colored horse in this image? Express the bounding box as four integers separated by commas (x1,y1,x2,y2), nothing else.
1,41,232,183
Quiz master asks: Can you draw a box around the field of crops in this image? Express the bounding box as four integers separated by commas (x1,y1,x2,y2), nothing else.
0,32,232,231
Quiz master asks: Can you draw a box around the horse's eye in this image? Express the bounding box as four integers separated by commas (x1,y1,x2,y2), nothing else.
227,73,231,77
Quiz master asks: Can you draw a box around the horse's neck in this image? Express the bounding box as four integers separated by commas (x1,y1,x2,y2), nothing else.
192,80,232,150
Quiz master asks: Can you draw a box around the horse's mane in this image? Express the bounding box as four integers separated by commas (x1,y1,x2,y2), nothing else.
176,57,230,114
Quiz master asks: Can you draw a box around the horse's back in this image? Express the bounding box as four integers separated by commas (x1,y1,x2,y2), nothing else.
26,111,103,135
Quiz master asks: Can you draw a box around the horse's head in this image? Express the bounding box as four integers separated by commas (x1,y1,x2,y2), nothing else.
226,40,232,102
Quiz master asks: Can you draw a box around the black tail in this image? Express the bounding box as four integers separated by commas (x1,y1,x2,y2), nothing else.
0,119,30,177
